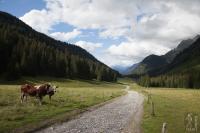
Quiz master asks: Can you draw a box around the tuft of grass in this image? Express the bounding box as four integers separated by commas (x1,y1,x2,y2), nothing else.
0,77,125,133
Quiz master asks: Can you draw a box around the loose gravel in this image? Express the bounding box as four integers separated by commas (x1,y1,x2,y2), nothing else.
36,86,144,133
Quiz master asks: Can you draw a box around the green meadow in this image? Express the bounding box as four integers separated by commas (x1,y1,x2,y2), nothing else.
126,81,200,133
0,77,125,133
1,77,200,133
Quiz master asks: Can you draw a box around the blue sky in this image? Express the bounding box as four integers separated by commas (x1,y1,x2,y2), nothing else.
0,0,45,16
1,0,200,67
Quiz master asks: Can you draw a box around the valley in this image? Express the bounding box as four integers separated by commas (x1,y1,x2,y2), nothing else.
0,78,200,133
0,3,200,132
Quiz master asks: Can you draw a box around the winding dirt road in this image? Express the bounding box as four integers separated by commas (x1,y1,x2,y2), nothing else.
36,86,144,133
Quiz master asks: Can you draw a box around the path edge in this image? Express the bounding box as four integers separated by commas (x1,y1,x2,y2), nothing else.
12,88,128,133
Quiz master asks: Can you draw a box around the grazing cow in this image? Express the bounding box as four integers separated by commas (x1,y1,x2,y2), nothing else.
21,83,58,105
35,84,57,103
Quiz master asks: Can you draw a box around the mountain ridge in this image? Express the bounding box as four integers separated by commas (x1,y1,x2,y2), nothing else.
137,36,200,88
126,35,200,76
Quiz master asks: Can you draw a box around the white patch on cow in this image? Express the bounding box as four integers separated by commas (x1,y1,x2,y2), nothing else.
53,85,57,92
34,85,41,89
47,85,55,94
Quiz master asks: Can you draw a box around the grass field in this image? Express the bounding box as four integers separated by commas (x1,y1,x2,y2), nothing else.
0,77,125,133
126,80,200,133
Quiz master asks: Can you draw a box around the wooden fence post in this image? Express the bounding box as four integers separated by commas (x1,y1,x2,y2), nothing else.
103,92,105,101
147,93,151,104
161,122,167,133
151,101,155,116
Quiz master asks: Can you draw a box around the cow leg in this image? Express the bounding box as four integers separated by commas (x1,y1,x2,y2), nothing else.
38,96,42,105
21,93,25,103
25,95,28,102
49,95,51,101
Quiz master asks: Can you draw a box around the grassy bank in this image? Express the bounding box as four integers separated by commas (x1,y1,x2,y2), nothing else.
0,77,125,133
126,80,200,133
142,88,200,133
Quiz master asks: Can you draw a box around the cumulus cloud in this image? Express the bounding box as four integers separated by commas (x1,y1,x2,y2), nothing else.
108,40,169,57
19,0,200,67
97,53,135,67
99,28,130,39
134,2,200,45
104,0,200,66
20,9,57,34
75,41,102,52
20,0,136,36
50,29,81,41
104,39,170,66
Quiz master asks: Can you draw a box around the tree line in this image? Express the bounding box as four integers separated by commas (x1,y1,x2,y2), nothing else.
138,71,200,89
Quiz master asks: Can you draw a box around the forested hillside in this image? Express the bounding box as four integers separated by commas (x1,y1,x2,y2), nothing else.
131,55,167,75
128,35,199,76
0,11,118,81
138,37,200,88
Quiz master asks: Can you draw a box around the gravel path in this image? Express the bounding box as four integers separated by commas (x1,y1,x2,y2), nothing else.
36,86,144,133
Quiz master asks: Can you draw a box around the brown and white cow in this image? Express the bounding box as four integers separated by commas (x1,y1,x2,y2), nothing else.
34,84,57,102
21,83,58,105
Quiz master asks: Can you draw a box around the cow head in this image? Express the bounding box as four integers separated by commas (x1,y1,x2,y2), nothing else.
52,85,58,93
46,83,58,95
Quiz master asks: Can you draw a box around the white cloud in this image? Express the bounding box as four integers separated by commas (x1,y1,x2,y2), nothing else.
103,1,200,66
135,2,200,45
104,39,170,67
20,0,200,41
75,41,102,52
20,0,137,37
20,9,57,34
50,29,81,41
19,0,200,67
99,28,130,39
97,53,135,67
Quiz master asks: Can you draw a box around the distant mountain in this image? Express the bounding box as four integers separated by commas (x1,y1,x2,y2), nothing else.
138,36,200,88
129,35,200,76
160,36,200,74
130,55,167,75
164,35,200,63
0,11,118,81
112,65,128,74
122,63,139,75
112,63,139,75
